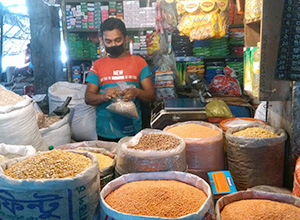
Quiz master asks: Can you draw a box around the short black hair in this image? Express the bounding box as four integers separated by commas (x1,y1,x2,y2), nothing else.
100,18,127,37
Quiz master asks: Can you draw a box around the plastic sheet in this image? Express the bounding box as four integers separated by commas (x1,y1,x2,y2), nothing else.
116,129,186,175
225,124,287,190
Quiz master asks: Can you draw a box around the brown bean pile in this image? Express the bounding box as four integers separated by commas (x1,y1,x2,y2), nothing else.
38,116,61,129
0,86,24,106
4,150,92,179
221,199,300,220
105,180,207,218
128,134,180,151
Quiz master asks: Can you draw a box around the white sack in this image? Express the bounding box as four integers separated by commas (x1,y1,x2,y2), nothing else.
48,81,97,141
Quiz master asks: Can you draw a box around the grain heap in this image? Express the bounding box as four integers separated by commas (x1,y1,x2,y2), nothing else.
0,86,24,106
77,150,114,170
220,199,300,220
4,150,92,179
105,180,207,218
128,134,180,150
233,127,278,138
166,123,220,138
38,115,61,129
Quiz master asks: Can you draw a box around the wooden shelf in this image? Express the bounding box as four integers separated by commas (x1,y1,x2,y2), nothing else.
229,24,244,29
245,17,261,25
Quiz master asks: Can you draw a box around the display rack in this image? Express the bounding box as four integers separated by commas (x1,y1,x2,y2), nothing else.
243,0,291,101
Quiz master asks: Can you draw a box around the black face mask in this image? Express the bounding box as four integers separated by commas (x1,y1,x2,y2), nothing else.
105,44,125,56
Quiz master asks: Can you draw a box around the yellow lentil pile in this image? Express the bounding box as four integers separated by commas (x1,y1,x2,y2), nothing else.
77,150,114,170
105,180,207,218
166,123,220,138
129,134,180,151
4,150,92,179
0,87,24,106
233,127,278,138
220,199,300,220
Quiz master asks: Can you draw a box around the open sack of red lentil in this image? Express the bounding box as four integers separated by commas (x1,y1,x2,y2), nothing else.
0,87,47,151
38,113,71,148
164,121,224,180
215,190,300,220
57,141,117,189
100,171,214,220
115,129,186,175
0,150,100,219
225,124,287,190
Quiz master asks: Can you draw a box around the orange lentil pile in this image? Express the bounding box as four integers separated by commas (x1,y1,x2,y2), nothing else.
166,123,220,138
221,199,300,220
105,180,207,218
4,150,92,179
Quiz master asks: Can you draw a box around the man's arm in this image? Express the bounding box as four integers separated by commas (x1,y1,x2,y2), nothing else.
85,83,119,106
122,76,155,102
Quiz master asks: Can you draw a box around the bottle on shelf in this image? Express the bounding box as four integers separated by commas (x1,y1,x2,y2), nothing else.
252,42,260,98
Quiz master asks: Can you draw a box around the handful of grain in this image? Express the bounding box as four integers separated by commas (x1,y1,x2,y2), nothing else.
233,127,278,138
128,134,180,151
105,180,207,218
76,150,114,170
0,86,24,106
220,199,300,220
166,123,220,138
4,150,92,179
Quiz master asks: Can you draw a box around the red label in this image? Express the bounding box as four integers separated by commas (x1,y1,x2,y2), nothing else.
201,2,213,7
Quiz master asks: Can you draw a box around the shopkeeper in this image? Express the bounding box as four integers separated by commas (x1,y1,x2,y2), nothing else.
85,18,155,142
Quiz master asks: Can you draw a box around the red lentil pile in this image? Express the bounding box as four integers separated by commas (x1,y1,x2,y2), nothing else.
105,180,207,218
221,199,300,220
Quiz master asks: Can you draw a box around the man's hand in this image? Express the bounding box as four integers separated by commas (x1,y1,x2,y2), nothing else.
121,88,139,101
105,87,120,101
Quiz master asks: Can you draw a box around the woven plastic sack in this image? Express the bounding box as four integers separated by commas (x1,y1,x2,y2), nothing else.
164,121,224,172
225,124,287,190
0,150,100,219
116,129,186,175
0,96,47,151
100,171,215,220
0,143,36,162
216,190,300,220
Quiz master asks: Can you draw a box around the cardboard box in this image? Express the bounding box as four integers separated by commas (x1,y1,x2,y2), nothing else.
208,170,237,202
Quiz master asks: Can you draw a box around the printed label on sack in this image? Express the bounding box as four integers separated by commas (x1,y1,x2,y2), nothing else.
200,0,215,12
216,0,228,11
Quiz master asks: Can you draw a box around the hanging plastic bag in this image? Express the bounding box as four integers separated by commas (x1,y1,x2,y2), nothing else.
106,82,139,118
210,74,242,96
205,98,233,118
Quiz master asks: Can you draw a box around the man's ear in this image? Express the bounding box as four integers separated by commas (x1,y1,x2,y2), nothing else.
125,35,128,44
99,37,104,44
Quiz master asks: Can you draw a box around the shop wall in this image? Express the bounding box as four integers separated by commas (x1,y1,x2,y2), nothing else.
27,0,65,94
268,82,300,189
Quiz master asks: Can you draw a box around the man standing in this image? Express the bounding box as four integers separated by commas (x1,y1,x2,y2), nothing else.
85,18,155,142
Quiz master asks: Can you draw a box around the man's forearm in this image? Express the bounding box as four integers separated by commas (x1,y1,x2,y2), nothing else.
85,92,106,106
135,88,155,103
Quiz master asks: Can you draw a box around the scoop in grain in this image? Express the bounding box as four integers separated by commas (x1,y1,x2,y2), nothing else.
4,150,92,179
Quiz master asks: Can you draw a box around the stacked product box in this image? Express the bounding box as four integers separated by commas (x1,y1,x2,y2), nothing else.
72,66,82,83
109,1,117,18
87,3,95,29
139,34,147,55
123,0,140,28
101,5,109,22
132,36,140,55
139,7,155,28
66,5,76,29
81,2,88,29
116,1,124,20
94,2,101,29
